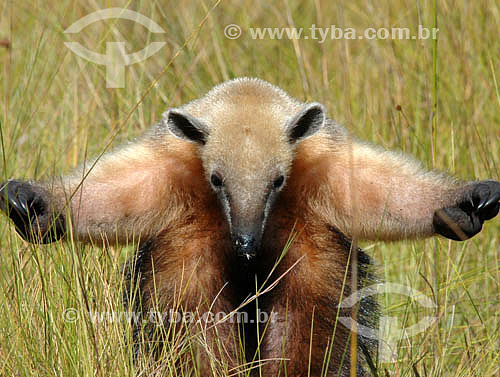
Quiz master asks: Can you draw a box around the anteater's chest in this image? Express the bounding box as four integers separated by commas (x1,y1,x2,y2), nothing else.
132,197,360,306
126,199,376,376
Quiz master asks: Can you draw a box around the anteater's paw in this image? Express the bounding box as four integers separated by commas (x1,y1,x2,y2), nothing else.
433,180,500,241
0,180,64,243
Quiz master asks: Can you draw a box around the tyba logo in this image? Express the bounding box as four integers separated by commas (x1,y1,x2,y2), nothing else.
338,283,438,363
64,8,166,88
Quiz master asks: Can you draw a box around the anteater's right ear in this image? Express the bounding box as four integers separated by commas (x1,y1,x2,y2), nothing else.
165,109,209,145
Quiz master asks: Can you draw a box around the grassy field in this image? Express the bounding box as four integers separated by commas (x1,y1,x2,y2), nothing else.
0,0,499,376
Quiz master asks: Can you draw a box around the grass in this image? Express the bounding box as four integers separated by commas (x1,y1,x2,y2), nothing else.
0,0,499,376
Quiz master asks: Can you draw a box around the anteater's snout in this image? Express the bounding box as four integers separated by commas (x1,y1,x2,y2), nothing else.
233,234,257,260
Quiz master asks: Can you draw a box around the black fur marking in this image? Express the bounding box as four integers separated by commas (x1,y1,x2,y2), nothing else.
123,228,379,375
123,239,154,306
327,224,379,375
122,239,155,352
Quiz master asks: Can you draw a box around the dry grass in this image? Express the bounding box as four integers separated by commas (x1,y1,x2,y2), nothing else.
0,0,499,376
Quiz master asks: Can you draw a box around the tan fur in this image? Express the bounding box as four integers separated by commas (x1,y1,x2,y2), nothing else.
36,78,473,376
295,136,463,241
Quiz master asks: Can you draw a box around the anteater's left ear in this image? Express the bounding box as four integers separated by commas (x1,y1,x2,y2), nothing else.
285,102,326,143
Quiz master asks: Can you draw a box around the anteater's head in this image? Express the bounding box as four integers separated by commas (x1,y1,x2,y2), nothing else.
166,78,326,260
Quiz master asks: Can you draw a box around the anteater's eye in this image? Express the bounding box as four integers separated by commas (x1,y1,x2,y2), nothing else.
273,175,285,189
211,173,224,188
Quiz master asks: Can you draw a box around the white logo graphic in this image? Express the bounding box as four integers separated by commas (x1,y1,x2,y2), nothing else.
64,8,166,88
339,283,438,363
224,24,242,39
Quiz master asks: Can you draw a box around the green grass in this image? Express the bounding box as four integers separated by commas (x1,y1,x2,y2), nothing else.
0,0,499,376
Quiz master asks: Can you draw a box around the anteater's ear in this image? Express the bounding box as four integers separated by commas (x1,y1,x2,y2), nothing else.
165,109,209,145
285,103,326,143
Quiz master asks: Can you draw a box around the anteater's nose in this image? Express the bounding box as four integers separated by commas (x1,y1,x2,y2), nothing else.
233,234,257,260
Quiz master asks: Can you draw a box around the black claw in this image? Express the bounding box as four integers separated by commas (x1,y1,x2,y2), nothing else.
469,197,475,209
0,180,65,243
483,197,496,210
435,180,500,241
484,192,500,209
472,181,500,211
476,196,487,210
11,197,28,217
20,197,28,213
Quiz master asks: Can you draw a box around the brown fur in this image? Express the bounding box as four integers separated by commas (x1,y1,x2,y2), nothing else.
6,78,493,376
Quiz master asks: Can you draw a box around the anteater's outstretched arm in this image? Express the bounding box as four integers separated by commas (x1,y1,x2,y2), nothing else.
309,137,500,241
0,136,196,244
